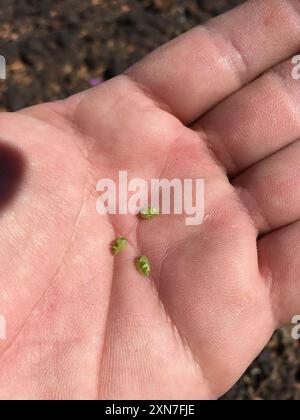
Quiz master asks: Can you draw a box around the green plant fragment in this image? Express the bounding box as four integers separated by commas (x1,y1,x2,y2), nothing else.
140,207,160,220
136,255,151,277
112,237,128,255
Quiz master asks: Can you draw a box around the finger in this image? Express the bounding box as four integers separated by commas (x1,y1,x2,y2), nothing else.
233,140,300,235
194,58,300,176
127,0,300,123
98,242,211,399
258,220,300,326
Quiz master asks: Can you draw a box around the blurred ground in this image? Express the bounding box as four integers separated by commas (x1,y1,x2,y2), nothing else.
0,0,244,110
0,0,299,400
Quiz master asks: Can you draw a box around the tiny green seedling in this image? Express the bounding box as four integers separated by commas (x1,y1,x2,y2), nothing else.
112,237,128,255
136,256,151,277
140,207,160,220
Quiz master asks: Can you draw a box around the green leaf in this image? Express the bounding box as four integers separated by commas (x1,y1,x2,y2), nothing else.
140,207,160,220
112,237,128,255
136,256,151,277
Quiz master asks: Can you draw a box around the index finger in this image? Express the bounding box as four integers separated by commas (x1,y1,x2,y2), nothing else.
126,0,300,124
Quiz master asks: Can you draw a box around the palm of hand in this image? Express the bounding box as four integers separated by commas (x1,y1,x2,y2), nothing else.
0,0,299,400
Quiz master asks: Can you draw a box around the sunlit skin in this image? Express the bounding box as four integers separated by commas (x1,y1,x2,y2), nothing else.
0,0,299,400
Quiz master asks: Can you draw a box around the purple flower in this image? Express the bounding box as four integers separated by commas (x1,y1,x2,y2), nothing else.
89,78,104,87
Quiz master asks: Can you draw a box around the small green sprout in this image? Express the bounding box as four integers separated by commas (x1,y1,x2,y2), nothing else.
112,237,128,255
136,256,151,277
140,207,160,220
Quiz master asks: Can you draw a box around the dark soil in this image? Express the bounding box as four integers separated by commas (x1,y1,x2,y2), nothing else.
0,0,299,400
0,0,244,111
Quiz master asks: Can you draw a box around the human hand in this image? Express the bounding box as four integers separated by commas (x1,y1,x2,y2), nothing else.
0,0,299,399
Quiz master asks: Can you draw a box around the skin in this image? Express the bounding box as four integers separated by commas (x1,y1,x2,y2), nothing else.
0,0,299,400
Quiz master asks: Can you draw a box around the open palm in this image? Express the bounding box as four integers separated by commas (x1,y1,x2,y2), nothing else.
0,0,299,400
